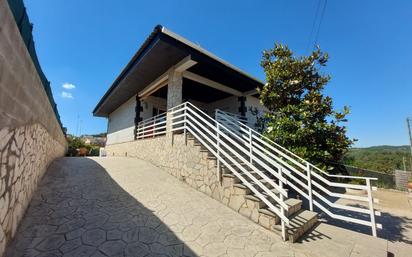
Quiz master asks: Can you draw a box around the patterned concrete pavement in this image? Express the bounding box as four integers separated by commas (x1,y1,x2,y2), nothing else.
5,157,393,257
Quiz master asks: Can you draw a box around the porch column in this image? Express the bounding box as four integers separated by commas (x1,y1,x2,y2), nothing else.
166,69,183,138
167,69,183,109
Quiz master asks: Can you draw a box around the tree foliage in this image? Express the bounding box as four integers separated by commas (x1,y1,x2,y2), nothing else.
257,44,355,169
66,137,86,156
66,136,100,157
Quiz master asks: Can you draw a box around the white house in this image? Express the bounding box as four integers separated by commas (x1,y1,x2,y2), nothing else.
93,25,266,145
93,25,381,242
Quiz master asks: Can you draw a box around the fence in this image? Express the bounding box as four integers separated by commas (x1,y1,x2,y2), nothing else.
6,0,63,131
332,163,396,189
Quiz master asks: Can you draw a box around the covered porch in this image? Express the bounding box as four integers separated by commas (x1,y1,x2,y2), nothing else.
93,26,264,144
135,55,254,139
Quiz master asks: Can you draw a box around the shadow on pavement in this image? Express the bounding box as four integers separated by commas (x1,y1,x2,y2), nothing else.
5,157,198,257
303,199,412,245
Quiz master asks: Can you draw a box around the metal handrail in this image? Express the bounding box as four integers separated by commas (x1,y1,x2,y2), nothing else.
131,102,381,237
136,112,167,139
169,102,290,239
215,108,381,236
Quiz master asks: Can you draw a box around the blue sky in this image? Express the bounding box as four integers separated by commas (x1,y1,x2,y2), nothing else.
24,0,412,147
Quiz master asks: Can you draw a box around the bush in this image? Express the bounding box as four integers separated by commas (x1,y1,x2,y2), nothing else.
89,147,100,156
66,137,100,157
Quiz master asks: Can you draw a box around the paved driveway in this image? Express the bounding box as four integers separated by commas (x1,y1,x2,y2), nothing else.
4,157,397,257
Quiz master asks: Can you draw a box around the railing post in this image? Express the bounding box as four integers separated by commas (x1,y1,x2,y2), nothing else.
142,123,145,139
217,123,221,183
153,119,156,138
366,178,377,237
249,129,253,164
184,105,187,145
307,163,313,211
279,167,287,241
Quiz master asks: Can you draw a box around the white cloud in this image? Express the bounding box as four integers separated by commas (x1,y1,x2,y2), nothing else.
62,83,76,90
61,91,73,99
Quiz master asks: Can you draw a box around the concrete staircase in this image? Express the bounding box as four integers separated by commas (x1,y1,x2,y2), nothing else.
188,133,318,242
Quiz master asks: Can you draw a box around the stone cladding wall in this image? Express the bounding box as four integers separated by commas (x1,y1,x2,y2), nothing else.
0,1,67,255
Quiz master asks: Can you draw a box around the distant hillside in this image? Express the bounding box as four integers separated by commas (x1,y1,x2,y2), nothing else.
343,145,411,173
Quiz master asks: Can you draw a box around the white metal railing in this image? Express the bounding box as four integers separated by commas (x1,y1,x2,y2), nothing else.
106,126,135,145
215,109,382,237
135,112,167,140
132,102,382,237
169,102,290,240
215,109,248,126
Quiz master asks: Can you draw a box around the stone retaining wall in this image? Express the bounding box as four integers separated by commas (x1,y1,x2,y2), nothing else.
0,1,67,255
106,135,221,199
105,135,282,235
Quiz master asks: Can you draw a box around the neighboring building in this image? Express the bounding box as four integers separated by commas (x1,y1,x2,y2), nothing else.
80,135,106,146
93,25,266,145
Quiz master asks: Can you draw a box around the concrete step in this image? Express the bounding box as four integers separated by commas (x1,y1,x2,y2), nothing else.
268,209,318,242
222,174,240,187
221,163,251,174
247,177,272,188
244,195,265,209
285,209,318,242
284,198,302,216
257,197,302,217
257,207,281,229
232,183,251,195
222,155,249,163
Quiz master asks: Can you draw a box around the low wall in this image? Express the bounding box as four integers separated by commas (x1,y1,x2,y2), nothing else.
0,1,67,255
394,170,412,191
106,135,221,199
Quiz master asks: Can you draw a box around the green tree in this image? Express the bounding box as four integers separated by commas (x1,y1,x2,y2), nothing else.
257,44,355,169
66,136,87,156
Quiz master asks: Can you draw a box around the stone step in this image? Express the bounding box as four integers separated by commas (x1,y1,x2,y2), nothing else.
222,174,240,187
257,197,302,217
246,177,272,188
257,207,281,229
232,183,251,195
267,209,318,242
284,198,302,216
244,195,265,209
221,163,251,174
222,173,237,179
222,155,249,162
285,209,318,242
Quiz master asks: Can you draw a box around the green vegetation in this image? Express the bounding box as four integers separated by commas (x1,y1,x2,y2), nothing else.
257,44,354,170
342,145,411,173
66,135,100,157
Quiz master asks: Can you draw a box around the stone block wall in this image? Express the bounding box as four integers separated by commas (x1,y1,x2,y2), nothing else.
0,1,67,255
106,135,221,199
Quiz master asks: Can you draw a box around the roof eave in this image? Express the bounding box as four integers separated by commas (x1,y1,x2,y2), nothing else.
93,25,265,117
93,25,164,116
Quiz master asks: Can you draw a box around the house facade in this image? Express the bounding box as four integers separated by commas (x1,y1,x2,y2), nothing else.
93,25,381,242
93,25,266,145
